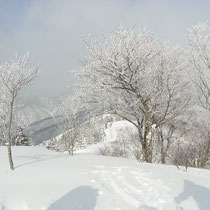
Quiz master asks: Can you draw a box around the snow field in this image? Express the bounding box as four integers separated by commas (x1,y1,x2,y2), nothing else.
0,146,210,210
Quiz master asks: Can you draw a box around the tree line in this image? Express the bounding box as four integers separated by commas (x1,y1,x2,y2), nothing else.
0,23,210,170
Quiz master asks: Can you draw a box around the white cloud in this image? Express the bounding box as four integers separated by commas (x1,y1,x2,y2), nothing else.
0,0,209,100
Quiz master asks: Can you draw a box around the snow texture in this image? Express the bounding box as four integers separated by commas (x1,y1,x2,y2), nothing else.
0,146,210,210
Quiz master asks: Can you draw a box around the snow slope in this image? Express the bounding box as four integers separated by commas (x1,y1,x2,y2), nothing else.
0,147,210,210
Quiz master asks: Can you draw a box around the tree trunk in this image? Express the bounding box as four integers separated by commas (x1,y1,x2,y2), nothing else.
143,114,153,163
68,147,73,155
7,145,14,170
142,143,153,163
137,116,153,163
161,151,166,164
139,132,153,163
7,100,14,170
160,137,166,164
204,137,210,168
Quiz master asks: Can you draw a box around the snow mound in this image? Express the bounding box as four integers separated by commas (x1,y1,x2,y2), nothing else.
104,120,137,142
0,146,210,210
76,120,138,154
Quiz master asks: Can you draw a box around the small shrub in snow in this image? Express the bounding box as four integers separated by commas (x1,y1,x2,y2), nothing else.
97,146,111,156
97,143,127,158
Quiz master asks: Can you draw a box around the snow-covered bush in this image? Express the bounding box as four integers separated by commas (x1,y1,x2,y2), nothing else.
11,127,32,146
41,136,61,152
98,142,128,158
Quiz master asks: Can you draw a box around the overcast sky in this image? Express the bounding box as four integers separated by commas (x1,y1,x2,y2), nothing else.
1,0,210,100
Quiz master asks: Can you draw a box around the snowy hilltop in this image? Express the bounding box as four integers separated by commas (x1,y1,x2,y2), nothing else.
0,146,210,210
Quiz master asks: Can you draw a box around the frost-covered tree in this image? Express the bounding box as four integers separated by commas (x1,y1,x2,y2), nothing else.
155,122,177,164
60,128,79,155
12,127,31,146
75,26,190,162
0,87,8,146
0,53,39,170
54,101,79,155
188,22,210,167
188,22,210,111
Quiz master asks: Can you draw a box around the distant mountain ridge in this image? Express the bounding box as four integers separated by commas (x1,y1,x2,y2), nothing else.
15,96,88,145
24,116,65,145
17,96,65,124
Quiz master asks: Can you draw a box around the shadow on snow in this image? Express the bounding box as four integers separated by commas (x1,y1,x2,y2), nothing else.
14,154,62,169
47,186,98,210
138,204,158,210
175,179,210,210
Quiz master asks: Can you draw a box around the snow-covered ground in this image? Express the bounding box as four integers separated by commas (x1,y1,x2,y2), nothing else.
0,147,210,210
